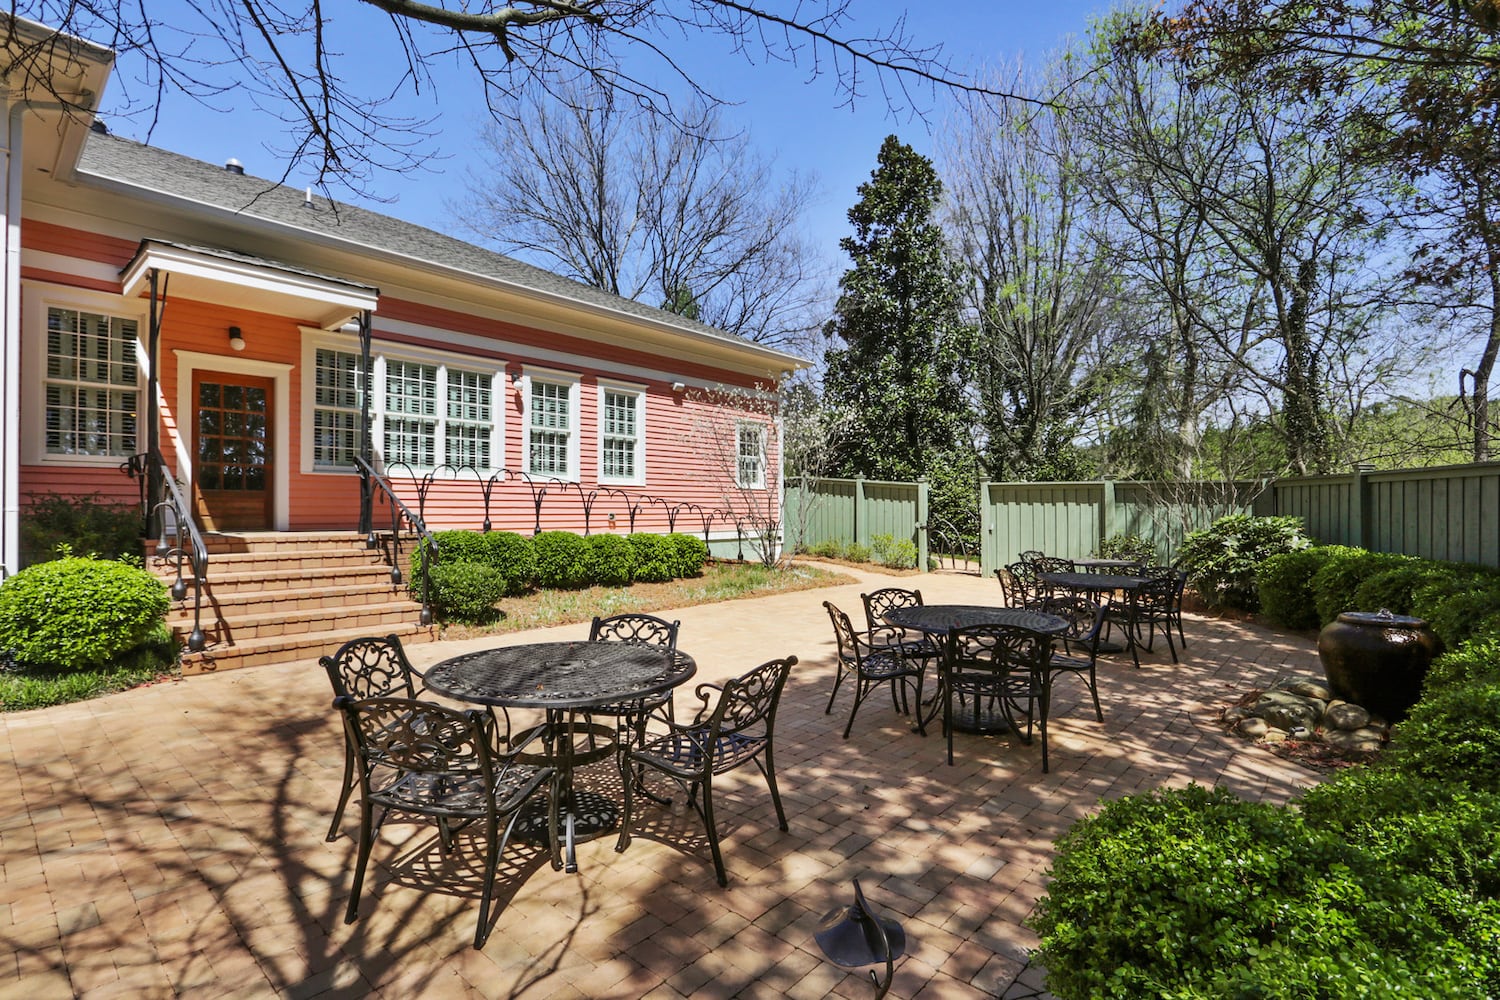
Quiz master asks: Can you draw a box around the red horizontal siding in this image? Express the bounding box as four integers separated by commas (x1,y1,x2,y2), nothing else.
22,220,138,269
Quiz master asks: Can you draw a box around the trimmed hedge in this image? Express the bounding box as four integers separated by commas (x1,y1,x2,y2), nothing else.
533,531,591,589
428,562,507,623
1310,548,1411,624
668,532,708,578
586,533,636,586
0,557,169,669
1256,547,1335,630
628,533,676,583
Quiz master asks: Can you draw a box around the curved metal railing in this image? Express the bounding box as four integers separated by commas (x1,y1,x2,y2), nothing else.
124,449,209,652
927,509,979,572
355,455,436,625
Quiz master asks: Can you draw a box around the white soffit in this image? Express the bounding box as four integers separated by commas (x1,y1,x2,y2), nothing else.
119,239,378,330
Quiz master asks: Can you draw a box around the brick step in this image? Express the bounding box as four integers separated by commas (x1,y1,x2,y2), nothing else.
175,600,423,644
179,621,437,675
163,548,393,575
142,530,390,558
166,581,412,617
174,563,409,596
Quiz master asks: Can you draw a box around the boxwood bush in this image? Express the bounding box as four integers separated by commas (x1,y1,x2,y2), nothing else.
1176,514,1310,611
533,531,591,589
628,532,676,583
1310,547,1411,624
1256,547,1337,630
428,562,507,623
0,557,169,669
668,532,708,578
482,530,537,595
586,533,636,586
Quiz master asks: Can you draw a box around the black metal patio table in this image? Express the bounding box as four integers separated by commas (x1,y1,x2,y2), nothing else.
1039,570,1151,659
424,639,696,873
1070,557,1144,574
883,604,1068,736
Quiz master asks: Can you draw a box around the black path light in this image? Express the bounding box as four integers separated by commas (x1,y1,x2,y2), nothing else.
814,879,906,998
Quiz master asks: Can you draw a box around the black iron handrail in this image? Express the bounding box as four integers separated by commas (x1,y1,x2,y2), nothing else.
355,455,436,626
124,449,209,652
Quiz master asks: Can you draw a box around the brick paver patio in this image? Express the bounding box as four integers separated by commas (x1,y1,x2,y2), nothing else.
0,565,1324,999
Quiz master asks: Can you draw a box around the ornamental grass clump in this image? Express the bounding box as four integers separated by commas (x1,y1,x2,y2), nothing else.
0,557,169,670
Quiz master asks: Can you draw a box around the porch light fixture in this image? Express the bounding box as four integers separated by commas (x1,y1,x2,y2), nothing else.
671,381,686,393
510,371,522,386
228,326,246,351
813,879,905,998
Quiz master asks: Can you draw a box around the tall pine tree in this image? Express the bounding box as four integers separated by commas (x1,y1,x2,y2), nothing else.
823,136,972,481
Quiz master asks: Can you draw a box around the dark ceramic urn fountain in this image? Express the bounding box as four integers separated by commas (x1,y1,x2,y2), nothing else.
1317,609,1442,723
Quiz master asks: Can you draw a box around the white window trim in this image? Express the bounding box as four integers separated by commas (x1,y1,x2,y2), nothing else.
299,331,504,475
174,351,294,531
21,283,149,467
520,367,581,483
596,378,647,487
736,420,767,490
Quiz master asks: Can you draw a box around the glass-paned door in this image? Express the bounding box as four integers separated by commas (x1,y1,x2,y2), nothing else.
193,373,273,531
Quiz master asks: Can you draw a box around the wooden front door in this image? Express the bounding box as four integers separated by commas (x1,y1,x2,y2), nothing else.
192,373,273,531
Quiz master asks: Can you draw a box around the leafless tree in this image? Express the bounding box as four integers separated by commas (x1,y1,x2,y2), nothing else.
457,83,826,350
8,1,1022,199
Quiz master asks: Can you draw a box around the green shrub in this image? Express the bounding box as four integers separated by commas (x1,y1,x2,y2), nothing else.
532,531,591,589
870,533,918,569
845,542,872,564
428,562,507,623
20,493,141,567
1,622,178,711
0,557,169,670
1095,533,1155,565
1390,679,1500,789
1424,634,1500,694
1029,783,1484,999
667,532,708,578
628,533,676,583
1350,559,1441,616
1412,581,1500,651
586,533,636,586
1256,547,1336,630
807,540,846,559
1310,547,1411,624
1176,514,1310,611
481,531,538,595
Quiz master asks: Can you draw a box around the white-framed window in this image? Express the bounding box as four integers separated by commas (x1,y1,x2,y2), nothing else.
597,381,645,485
42,305,140,459
302,334,499,474
526,372,580,479
311,347,362,468
736,421,766,489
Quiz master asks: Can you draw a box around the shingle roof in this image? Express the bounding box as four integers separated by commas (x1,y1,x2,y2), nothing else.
76,131,807,367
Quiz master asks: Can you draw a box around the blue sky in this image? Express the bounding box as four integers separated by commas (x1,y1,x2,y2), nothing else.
91,2,1119,268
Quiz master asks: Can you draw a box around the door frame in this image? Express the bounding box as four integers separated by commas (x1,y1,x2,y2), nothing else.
173,351,294,531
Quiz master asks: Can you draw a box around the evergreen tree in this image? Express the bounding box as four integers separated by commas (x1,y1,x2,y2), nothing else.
822,136,973,482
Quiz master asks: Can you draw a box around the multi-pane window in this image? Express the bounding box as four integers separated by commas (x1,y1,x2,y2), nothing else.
382,359,438,468
312,348,361,468
309,349,495,472
445,369,492,469
529,380,572,477
43,307,139,457
600,390,639,480
736,422,766,488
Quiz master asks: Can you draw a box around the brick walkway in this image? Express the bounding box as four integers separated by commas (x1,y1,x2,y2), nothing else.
0,566,1325,999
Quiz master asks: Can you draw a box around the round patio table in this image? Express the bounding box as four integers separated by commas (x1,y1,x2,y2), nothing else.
1039,571,1152,662
1071,557,1144,574
425,640,696,873
883,605,1068,737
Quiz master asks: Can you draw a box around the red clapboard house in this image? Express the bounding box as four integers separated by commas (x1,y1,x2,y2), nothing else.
0,16,808,671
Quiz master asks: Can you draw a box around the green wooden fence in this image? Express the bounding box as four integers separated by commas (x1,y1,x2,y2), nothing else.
784,476,928,569
978,480,1270,578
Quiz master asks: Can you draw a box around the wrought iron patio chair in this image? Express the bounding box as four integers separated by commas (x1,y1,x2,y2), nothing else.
1003,561,1047,609
320,633,425,843
615,655,797,886
335,695,557,949
1111,576,1179,668
824,601,929,738
1018,550,1046,567
940,623,1052,770
1034,556,1076,573
584,612,682,742
1039,596,1108,723
860,587,942,664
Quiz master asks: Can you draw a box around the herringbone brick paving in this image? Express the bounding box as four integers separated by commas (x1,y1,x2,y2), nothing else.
0,565,1324,998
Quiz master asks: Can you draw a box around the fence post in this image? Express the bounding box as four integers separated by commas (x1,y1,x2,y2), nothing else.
979,479,994,578
916,477,929,571
1353,464,1374,550
1099,479,1116,552
854,475,869,550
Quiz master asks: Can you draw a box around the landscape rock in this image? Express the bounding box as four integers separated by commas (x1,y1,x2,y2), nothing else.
1253,690,1321,732
1324,701,1371,731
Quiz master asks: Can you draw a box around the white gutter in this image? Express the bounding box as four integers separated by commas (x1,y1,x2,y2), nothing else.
1,98,20,575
